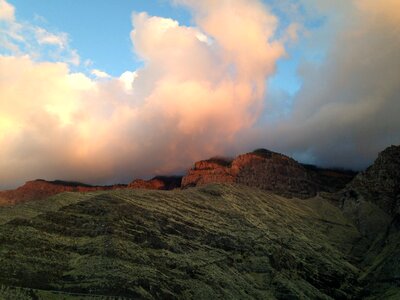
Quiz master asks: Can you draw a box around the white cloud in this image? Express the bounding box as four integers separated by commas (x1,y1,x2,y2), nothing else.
0,0,80,66
0,0,15,21
0,0,285,188
35,27,68,48
3,0,398,190
91,69,111,79
119,71,137,91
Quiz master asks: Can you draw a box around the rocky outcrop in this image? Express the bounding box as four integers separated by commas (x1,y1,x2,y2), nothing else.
0,180,126,206
182,149,318,198
181,158,235,187
331,145,400,242
331,145,400,296
344,145,400,216
128,176,182,190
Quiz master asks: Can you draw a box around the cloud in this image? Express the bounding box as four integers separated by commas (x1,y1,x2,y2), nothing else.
119,71,137,92
0,0,80,65
91,69,111,79
0,0,285,188
253,0,400,169
34,27,68,48
0,0,14,21
2,0,398,190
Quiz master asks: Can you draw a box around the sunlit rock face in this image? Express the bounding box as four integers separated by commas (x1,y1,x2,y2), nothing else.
0,180,126,206
0,176,184,206
181,158,236,188
182,149,317,198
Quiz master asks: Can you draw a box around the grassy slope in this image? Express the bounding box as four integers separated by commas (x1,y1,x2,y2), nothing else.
0,184,376,299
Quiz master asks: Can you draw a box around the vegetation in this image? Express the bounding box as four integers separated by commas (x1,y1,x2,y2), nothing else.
0,184,397,299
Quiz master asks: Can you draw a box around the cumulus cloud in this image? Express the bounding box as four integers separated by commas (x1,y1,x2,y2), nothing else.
91,69,111,79
254,0,400,169
0,0,14,21
2,0,398,189
0,0,285,188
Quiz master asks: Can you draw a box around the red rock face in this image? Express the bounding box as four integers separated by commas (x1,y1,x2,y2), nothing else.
0,176,183,206
0,149,356,206
128,179,166,190
181,160,235,187
0,180,126,206
182,150,317,198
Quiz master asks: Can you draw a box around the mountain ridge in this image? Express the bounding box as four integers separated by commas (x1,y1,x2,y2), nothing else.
0,145,399,299
0,148,357,206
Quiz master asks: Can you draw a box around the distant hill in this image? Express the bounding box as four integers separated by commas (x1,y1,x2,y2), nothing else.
0,179,127,206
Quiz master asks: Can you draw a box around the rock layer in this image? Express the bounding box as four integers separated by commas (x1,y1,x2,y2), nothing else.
182,149,318,198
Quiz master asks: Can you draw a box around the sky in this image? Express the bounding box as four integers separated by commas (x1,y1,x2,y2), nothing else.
0,0,399,189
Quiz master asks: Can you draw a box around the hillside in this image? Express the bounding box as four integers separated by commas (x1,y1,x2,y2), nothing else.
0,146,398,299
0,185,363,299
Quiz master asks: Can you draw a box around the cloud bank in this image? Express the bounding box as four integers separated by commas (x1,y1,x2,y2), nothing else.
0,0,285,188
1,0,399,189
254,0,400,169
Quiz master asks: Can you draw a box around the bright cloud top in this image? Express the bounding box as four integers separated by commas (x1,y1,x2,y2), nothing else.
0,0,286,188
1,0,400,189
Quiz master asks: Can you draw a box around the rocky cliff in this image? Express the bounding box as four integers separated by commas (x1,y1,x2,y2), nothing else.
345,145,400,216
331,145,400,297
181,149,352,198
0,148,356,205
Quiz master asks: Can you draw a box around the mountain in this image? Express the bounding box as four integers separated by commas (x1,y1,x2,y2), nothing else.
332,145,400,298
0,149,354,206
182,149,355,198
343,145,400,216
0,145,399,299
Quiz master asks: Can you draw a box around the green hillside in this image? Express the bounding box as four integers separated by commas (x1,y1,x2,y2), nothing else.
0,184,398,299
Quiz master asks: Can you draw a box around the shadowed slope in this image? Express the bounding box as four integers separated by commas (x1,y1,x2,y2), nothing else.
333,145,400,298
0,184,361,299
